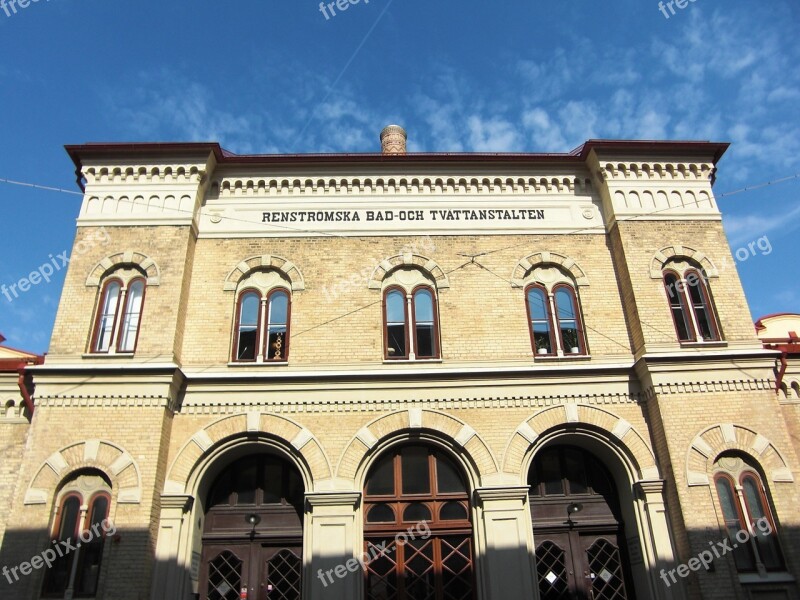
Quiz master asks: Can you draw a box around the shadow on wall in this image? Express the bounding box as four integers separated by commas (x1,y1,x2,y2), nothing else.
0,523,798,599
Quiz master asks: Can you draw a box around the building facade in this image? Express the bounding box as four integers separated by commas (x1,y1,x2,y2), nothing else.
1,131,798,600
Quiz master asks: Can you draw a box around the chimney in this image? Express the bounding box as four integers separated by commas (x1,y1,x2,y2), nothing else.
380,125,407,155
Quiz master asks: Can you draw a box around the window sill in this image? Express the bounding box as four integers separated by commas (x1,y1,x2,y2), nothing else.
680,341,727,349
535,354,591,361
383,359,443,364
739,572,796,584
81,352,135,359
227,361,289,367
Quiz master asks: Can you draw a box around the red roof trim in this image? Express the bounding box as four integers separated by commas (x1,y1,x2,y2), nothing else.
64,139,730,190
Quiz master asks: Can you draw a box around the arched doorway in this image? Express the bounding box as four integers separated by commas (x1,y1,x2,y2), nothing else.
198,453,304,600
363,444,475,600
529,445,635,600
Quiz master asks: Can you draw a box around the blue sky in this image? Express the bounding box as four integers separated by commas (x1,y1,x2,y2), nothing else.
0,0,798,353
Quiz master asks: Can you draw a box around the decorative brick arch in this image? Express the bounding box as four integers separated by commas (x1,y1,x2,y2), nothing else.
511,252,589,288
502,404,659,480
164,412,330,494
24,440,142,505
686,423,795,486
223,254,305,291
336,409,497,484
85,251,161,287
367,255,450,290
649,245,719,279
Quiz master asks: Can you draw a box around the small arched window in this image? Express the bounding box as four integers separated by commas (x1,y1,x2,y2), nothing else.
42,473,112,598
663,265,720,342
232,287,291,363
525,280,586,357
91,272,146,354
713,455,784,574
383,285,439,360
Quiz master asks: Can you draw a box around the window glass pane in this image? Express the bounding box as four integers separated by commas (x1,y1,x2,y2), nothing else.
240,293,260,325
367,504,395,523
209,471,232,506
665,274,693,341
58,496,81,540
95,282,121,351
237,292,260,360
742,475,783,570
436,454,466,494
269,292,289,325
715,477,756,571
414,290,434,322
75,495,110,597
554,289,576,320
403,503,432,522
564,449,588,494
89,496,109,529
533,324,552,354
118,280,144,352
539,450,563,496
402,447,431,495
386,290,406,323
263,460,283,504
387,324,406,358
527,288,548,320
416,324,435,358
43,496,81,595
267,327,287,360
687,276,716,341
440,501,468,521
235,457,258,504
366,454,395,496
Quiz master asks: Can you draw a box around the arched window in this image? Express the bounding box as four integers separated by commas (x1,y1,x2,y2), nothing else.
383,285,440,360
42,473,112,598
363,445,474,600
232,286,292,363
234,290,261,361
713,455,784,574
90,270,147,354
662,265,720,342
525,280,587,357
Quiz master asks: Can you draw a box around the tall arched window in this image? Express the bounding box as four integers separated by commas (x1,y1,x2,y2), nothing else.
525,278,586,357
363,445,474,600
713,455,784,574
232,285,292,363
383,285,440,360
90,270,147,354
662,265,720,342
42,472,112,598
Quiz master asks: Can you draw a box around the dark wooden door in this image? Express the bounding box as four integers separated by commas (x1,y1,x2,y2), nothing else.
534,530,630,600
529,446,634,600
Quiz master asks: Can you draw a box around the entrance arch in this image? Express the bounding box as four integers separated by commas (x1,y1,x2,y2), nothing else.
362,443,475,600
198,452,305,600
529,445,634,600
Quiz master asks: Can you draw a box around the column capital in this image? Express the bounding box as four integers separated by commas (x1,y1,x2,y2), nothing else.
160,494,194,513
306,491,361,508
634,479,666,496
474,486,530,503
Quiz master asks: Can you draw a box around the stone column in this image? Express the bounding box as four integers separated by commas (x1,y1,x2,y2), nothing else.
474,487,537,600
635,480,687,600
305,492,362,600
150,495,194,600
